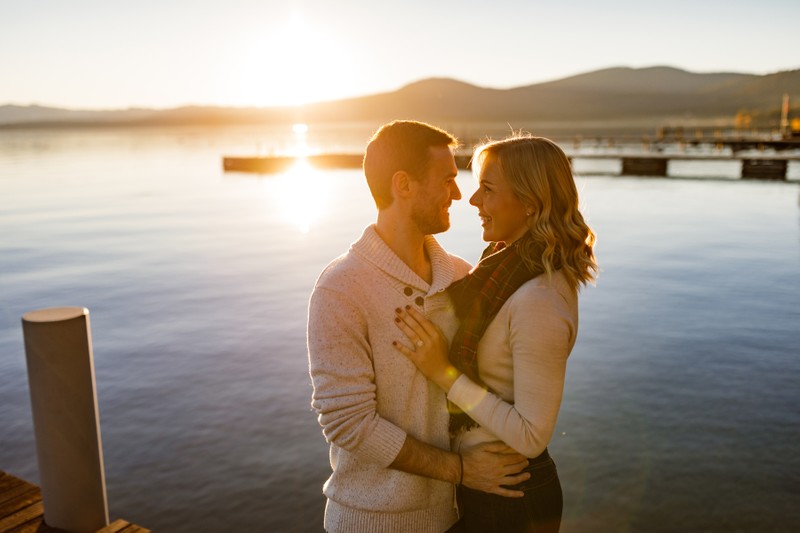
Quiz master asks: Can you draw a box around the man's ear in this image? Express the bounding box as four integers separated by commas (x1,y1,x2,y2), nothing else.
391,170,414,199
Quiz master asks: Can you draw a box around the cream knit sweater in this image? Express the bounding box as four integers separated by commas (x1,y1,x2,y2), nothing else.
449,270,578,459
308,225,471,533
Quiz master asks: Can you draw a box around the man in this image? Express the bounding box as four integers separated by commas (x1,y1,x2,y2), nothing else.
307,121,529,532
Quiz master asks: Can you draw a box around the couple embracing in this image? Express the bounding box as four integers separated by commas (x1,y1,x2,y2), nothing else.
307,120,597,533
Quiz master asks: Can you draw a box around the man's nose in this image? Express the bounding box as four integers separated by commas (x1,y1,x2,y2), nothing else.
451,181,462,201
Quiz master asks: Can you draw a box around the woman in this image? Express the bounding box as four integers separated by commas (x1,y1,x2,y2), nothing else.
393,135,597,532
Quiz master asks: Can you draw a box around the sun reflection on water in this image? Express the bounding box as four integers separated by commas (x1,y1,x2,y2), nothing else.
288,123,310,157
264,160,331,234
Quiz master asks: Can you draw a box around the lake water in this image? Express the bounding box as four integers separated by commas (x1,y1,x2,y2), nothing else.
1,126,799,532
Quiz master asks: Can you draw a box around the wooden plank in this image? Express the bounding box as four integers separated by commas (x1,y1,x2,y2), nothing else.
96,519,134,533
7,514,153,533
8,516,62,532
0,482,39,509
0,471,32,493
1,471,149,532
96,522,152,533
0,472,26,497
0,501,44,531
116,525,151,533
0,486,41,521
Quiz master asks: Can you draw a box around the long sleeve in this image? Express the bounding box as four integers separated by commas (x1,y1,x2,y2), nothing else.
308,286,407,467
447,277,577,457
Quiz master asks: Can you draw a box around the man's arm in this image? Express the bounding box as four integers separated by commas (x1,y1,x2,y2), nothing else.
309,285,529,495
390,435,531,498
309,286,407,466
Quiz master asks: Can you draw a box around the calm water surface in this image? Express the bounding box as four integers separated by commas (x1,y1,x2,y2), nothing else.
1,127,799,532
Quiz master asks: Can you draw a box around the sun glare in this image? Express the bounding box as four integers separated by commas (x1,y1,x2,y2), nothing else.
231,13,351,107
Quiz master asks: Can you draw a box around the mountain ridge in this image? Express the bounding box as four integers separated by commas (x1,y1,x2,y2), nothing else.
2,66,798,131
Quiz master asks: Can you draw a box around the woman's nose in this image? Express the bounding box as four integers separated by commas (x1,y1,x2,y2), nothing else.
469,190,480,206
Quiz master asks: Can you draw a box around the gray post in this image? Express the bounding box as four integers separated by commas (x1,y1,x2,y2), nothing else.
21,307,109,532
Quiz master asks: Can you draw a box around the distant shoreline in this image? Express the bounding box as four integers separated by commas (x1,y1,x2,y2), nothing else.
0,118,761,141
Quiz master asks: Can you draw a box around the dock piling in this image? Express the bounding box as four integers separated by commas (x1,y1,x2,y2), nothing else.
741,159,788,180
21,307,109,532
621,157,668,177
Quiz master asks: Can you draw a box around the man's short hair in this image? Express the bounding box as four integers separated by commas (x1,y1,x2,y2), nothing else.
363,120,458,209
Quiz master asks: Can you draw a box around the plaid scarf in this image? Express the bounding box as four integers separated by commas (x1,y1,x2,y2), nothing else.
446,234,545,434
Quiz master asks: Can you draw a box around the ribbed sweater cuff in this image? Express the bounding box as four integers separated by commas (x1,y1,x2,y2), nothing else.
447,374,489,416
357,418,407,467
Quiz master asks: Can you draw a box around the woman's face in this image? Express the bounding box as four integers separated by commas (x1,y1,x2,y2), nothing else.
469,155,530,244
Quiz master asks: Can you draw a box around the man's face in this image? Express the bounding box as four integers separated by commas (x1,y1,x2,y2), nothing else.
410,146,461,235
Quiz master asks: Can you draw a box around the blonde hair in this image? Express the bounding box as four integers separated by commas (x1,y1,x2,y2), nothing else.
473,134,597,289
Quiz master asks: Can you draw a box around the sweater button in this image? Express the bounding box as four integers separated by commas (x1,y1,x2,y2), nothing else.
404,287,413,296
415,296,425,307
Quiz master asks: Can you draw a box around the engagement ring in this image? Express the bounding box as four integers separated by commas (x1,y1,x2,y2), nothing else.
415,340,424,348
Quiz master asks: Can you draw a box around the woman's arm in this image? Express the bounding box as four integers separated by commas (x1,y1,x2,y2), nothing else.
394,281,576,457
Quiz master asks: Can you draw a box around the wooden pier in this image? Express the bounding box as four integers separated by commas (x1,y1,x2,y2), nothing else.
0,470,149,533
223,151,800,180
576,153,798,179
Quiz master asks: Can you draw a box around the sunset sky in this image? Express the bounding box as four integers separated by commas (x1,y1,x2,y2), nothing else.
2,0,798,110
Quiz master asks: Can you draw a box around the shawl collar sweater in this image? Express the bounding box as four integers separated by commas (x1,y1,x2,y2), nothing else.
308,225,471,533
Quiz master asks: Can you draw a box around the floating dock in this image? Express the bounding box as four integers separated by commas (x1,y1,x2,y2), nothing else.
223,153,364,173
0,470,149,532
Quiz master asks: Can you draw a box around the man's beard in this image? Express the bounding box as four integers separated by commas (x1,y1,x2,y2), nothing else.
411,198,449,235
